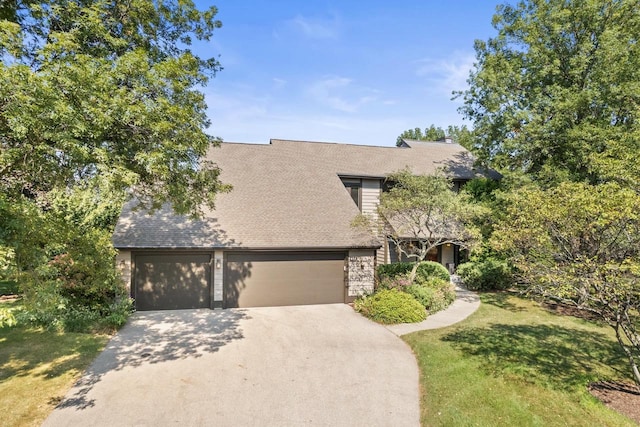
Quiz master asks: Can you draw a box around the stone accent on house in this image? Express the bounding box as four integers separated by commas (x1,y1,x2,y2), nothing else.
115,250,132,294
213,250,224,303
347,249,375,297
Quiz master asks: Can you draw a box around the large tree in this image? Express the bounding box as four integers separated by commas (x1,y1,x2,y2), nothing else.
366,169,481,284
493,182,640,385
0,1,227,329
459,0,640,186
0,0,228,213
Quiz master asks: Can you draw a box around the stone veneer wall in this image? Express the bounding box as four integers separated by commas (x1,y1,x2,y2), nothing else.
213,250,223,304
347,249,375,297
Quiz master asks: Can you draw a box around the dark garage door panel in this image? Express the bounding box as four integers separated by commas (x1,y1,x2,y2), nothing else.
134,253,211,310
224,252,346,308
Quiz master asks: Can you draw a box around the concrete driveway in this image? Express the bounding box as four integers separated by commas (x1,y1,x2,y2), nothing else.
43,304,419,426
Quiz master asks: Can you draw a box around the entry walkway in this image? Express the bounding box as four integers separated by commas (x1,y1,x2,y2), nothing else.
385,276,480,336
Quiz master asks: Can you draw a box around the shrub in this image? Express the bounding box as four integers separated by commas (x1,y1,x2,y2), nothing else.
17,228,133,332
407,277,456,314
416,261,451,282
456,258,513,291
377,261,451,284
354,289,426,324
377,262,414,280
377,274,412,291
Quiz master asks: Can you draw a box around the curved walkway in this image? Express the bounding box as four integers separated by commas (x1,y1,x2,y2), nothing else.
385,276,481,336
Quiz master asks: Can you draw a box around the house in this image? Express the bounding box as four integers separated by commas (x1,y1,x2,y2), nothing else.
112,138,498,310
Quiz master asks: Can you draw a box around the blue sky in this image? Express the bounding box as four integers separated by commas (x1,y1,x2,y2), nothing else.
199,1,500,147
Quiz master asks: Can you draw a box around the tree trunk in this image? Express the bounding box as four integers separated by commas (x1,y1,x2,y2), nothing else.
409,261,420,285
614,323,640,386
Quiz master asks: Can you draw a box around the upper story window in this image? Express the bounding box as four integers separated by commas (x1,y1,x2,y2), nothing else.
341,178,362,208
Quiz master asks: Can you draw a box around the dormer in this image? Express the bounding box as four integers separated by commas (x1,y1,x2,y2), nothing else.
339,175,383,216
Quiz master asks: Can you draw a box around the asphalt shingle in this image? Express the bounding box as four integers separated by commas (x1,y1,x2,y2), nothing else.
112,139,496,249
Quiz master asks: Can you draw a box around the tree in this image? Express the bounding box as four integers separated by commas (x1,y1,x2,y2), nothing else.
459,0,640,186
493,182,640,385
396,124,473,149
0,0,229,213
0,1,228,329
367,169,481,283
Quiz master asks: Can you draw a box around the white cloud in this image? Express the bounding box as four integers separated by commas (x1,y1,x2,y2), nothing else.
287,14,340,39
306,76,380,113
415,52,475,98
272,78,287,89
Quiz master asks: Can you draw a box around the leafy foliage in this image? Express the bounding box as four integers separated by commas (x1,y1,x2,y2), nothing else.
459,0,640,187
2,191,132,332
0,0,229,214
376,273,412,291
375,169,481,283
377,260,450,284
493,182,640,384
456,258,513,291
354,289,426,324
0,1,228,331
406,277,455,314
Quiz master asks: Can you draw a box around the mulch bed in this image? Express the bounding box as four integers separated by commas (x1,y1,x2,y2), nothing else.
541,301,601,322
589,381,640,424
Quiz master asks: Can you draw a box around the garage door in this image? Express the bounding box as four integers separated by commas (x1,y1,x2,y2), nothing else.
224,252,346,308
134,253,211,310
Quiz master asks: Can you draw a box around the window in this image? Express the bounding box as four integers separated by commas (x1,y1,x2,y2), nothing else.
341,178,361,208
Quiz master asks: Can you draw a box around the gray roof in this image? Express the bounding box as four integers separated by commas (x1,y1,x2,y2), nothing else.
113,139,497,249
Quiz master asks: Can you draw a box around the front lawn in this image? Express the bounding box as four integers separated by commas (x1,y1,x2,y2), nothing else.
0,300,109,427
404,293,637,426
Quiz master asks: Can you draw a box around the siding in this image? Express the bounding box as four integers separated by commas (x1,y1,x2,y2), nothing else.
361,179,385,265
361,179,380,218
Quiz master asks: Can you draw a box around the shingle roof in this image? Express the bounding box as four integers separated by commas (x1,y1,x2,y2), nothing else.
112,139,497,249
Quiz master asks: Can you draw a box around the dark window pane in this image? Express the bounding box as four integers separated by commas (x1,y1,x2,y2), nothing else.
350,186,360,206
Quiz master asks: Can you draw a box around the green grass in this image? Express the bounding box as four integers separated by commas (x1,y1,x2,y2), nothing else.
404,292,637,426
0,300,109,427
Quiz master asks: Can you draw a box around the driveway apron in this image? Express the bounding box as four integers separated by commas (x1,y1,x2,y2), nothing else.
43,304,419,427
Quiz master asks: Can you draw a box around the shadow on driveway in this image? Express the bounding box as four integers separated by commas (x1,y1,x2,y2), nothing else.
44,304,418,427
55,309,248,410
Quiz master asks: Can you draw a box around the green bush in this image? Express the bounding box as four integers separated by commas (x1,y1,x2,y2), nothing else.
377,262,414,280
354,289,426,324
377,274,412,291
17,228,133,332
377,261,450,283
407,277,456,314
456,258,513,291
416,261,451,282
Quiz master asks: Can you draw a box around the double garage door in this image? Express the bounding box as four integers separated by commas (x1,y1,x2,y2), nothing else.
133,252,346,310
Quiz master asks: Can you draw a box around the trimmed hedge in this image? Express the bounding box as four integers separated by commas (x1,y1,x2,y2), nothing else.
377,261,450,283
456,258,513,291
354,289,426,324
